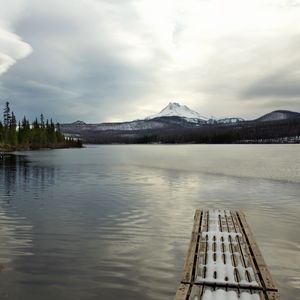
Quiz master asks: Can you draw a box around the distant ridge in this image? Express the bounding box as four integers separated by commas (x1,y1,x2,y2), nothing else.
255,110,300,122
60,103,300,144
66,104,300,126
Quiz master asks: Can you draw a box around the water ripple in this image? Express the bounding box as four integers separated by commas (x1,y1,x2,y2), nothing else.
0,145,299,300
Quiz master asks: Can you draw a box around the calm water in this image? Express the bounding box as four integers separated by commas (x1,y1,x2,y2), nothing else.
0,145,299,300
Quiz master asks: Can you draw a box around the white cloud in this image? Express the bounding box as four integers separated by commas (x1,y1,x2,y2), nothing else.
0,52,15,74
0,26,32,75
0,0,32,75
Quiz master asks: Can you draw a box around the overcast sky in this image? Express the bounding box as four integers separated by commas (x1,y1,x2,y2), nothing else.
0,0,299,122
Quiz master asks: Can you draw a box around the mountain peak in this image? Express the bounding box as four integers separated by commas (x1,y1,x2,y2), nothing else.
72,120,86,125
146,102,208,121
167,102,181,107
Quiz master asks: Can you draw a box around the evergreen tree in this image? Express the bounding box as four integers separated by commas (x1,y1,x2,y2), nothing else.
39,114,47,144
0,121,3,144
55,122,64,143
3,101,10,143
3,101,10,128
20,116,30,145
48,119,57,144
30,118,40,145
40,113,45,128
9,111,18,145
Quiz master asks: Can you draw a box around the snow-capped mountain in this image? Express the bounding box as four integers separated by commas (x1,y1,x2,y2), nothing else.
61,102,247,135
61,104,300,142
146,102,209,123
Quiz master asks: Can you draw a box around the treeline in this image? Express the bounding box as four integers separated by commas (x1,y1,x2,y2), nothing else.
77,118,300,144
0,102,82,150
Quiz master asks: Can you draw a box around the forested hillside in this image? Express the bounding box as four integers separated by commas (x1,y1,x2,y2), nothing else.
74,118,300,144
0,102,82,150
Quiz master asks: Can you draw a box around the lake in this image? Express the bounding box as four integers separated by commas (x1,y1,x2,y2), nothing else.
0,145,299,299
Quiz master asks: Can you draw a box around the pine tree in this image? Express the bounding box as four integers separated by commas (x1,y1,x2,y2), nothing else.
55,122,64,143
40,113,45,128
48,119,57,144
8,111,18,145
0,121,3,144
39,114,47,145
3,101,10,144
3,101,10,128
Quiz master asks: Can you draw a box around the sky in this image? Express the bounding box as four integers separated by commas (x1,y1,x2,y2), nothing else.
0,0,300,123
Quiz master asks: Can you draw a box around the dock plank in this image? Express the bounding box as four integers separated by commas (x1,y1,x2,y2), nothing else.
230,211,264,288
181,233,199,283
237,212,277,291
175,209,280,300
181,210,203,283
188,284,204,299
266,291,281,300
192,209,202,234
174,283,190,300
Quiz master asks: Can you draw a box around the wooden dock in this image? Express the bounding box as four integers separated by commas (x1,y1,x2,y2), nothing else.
174,209,280,300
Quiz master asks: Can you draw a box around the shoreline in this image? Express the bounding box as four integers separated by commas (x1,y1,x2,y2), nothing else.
0,142,82,153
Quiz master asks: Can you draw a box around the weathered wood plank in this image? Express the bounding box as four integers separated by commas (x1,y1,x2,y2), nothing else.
237,212,278,291
188,284,204,299
230,211,264,288
174,283,190,300
181,232,199,283
266,291,281,300
194,210,209,285
200,210,209,233
181,210,202,283
192,209,202,234
258,291,268,300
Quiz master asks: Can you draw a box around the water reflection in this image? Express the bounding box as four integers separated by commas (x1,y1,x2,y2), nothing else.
0,146,299,300
0,154,61,299
1,154,57,199
0,155,33,278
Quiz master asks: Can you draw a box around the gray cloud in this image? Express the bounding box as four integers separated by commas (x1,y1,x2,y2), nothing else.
0,0,300,122
244,80,300,99
242,67,300,99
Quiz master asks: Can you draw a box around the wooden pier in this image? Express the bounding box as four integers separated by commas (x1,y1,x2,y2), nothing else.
174,209,280,300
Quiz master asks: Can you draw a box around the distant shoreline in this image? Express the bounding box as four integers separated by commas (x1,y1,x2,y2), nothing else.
1,141,298,153
0,142,82,153
81,140,300,145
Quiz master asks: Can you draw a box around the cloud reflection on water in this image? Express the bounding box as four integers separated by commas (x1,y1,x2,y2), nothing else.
0,146,299,299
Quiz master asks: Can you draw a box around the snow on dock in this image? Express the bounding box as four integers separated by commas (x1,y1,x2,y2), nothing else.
174,210,280,300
